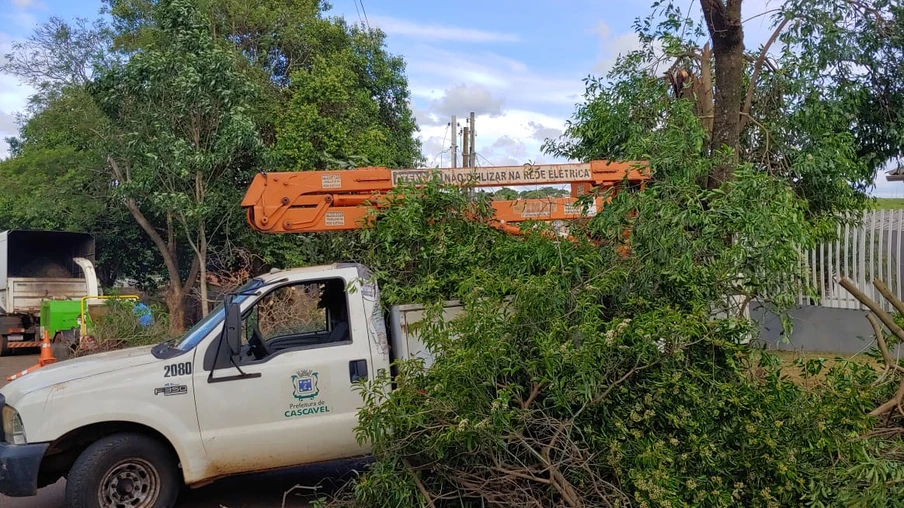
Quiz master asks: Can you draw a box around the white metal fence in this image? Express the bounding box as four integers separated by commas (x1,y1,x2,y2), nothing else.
798,210,904,312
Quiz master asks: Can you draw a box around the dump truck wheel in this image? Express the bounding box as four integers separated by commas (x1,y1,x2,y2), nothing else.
0,335,8,356
65,433,180,508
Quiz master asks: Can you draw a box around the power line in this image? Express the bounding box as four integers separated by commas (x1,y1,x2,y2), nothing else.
429,124,451,167
432,148,451,167
357,0,371,31
476,152,496,167
352,0,363,27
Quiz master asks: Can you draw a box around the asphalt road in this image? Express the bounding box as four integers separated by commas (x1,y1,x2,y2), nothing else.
0,351,367,508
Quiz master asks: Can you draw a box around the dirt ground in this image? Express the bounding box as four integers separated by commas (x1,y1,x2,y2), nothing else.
770,349,882,386
0,351,365,508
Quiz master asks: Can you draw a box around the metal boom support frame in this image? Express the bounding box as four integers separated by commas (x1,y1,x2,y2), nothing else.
241,160,649,235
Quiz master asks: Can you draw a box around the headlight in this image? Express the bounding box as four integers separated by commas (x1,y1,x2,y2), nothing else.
2,405,27,445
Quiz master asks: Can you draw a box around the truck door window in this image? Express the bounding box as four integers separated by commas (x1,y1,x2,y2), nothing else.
242,278,351,360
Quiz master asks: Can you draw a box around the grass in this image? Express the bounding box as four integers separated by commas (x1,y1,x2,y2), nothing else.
874,198,904,210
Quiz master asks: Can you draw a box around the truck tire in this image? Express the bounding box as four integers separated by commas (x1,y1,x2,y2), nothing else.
65,433,181,508
0,335,8,357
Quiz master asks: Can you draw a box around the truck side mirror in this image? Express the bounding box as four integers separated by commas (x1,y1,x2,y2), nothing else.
224,300,242,356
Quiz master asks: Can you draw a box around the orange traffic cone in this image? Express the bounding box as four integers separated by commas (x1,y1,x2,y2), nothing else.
6,330,57,382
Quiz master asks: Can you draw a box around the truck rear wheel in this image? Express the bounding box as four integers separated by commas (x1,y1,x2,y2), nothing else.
0,335,9,356
65,433,180,508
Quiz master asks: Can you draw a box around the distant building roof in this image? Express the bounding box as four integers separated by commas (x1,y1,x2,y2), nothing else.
886,164,904,182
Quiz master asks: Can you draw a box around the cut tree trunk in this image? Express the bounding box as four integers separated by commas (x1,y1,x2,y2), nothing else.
700,0,745,189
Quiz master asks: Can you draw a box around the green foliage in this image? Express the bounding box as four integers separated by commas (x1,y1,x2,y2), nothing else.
0,84,165,287
88,297,171,351
4,0,424,306
543,0,901,227
306,1,904,502
491,187,571,200
91,0,261,219
305,176,902,507
781,0,904,174
106,0,423,172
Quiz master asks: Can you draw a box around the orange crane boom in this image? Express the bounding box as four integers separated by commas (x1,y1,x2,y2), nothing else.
241,160,649,235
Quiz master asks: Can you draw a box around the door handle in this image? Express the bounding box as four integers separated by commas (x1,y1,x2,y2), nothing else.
349,359,368,382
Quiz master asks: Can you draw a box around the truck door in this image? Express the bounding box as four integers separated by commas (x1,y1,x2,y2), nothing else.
192,274,373,476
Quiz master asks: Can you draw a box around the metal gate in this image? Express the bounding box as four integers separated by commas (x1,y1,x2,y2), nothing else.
798,210,904,312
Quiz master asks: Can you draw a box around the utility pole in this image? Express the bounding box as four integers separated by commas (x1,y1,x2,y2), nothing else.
469,111,476,167
452,116,458,168
462,126,470,167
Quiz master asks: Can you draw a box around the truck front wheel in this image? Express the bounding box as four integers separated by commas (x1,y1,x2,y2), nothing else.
65,433,181,508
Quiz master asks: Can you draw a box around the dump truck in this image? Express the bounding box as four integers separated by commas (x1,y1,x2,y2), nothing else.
0,230,101,356
0,263,466,506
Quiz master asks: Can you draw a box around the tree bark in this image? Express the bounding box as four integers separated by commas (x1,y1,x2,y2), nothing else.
198,223,209,317
697,43,714,137
700,0,745,189
109,157,198,334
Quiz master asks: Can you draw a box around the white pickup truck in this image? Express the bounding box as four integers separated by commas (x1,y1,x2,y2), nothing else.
0,263,460,508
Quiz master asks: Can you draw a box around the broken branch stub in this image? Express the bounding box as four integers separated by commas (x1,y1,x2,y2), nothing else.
836,275,904,418
836,276,904,342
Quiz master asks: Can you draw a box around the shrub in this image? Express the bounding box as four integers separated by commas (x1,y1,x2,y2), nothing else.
311,173,903,507
78,297,170,354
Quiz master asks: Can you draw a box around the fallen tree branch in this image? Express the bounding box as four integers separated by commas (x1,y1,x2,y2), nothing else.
874,278,904,318
837,276,904,418
837,276,904,342
867,313,904,374
521,382,545,410
403,458,437,508
870,375,904,417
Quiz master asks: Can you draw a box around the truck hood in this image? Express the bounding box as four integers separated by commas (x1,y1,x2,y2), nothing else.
0,345,161,400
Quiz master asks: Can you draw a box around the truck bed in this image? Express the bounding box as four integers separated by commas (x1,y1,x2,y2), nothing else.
388,301,465,369
0,278,90,315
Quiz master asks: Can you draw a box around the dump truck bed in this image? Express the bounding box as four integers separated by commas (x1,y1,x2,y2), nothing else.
0,278,92,315
0,230,96,315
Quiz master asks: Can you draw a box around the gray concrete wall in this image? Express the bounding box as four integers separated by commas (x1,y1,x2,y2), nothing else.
751,301,904,355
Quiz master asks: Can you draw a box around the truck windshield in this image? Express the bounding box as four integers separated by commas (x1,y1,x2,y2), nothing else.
173,278,265,351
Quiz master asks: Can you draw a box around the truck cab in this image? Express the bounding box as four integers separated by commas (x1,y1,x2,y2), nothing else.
0,263,393,508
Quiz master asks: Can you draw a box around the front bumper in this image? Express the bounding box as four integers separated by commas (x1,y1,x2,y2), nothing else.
0,440,49,497
0,393,48,497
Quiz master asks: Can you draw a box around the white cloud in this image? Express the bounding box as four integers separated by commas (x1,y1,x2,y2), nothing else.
415,108,569,171
528,121,563,143
431,84,505,118
404,44,584,109
0,33,33,159
394,30,584,170
370,15,520,43
592,20,643,75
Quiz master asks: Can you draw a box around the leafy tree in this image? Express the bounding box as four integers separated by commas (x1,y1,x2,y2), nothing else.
309,174,902,507
544,0,900,224
0,15,114,108
105,0,423,171
91,0,260,328
274,20,423,170
0,20,165,289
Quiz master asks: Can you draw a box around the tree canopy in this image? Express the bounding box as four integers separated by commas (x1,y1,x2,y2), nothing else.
3,1,904,505
1,0,423,328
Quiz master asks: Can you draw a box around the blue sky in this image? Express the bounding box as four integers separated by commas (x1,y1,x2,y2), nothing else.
1,0,900,196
